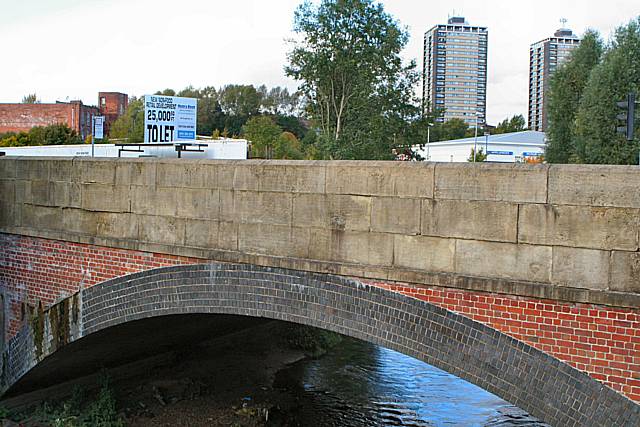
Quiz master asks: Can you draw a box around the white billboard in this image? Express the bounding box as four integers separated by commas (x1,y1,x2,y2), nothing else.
144,95,197,143
93,116,104,139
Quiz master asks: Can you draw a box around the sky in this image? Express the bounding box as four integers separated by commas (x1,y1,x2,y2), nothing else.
1,0,638,125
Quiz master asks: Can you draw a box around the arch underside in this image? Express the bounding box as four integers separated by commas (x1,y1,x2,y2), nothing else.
2,263,638,426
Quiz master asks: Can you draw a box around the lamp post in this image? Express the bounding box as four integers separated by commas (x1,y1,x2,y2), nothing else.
473,114,479,162
426,123,434,160
484,132,490,160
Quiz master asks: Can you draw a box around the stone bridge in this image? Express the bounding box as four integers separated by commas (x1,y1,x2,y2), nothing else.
0,157,639,426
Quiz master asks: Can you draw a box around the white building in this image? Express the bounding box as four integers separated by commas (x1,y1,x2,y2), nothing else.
414,131,546,163
0,139,248,160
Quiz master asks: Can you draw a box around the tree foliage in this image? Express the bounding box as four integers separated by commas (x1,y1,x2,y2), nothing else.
21,93,40,104
286,0,422,159
493,115,526,134
0,124,81,147
545,19,640,164
467,147,487,162
546,30,604,163
108,97,144,142
572,19,640,164
242,116,305,159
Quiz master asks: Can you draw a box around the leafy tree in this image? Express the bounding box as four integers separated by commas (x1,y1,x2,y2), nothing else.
438,118,468,141
155,88,176,96
21,93,40,103
493,114,526,134
243,116,284,158
286,0,421,159
467,147,487,162
573,18,640,164
108,97,144,142
0,124,81,147
218,84,262,117
546,30,604,163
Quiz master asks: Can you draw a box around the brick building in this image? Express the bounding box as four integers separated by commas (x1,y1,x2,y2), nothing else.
0,91,128,140
98,92,128,135
0,101,99,140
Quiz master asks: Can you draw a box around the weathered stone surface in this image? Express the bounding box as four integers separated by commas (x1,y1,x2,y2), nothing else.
52,182,81,208
326,161,434,197
138,215,185,245
185,218,219,248
29,180,54,206
95,212,138,240
234,161,325,193
131,186,176,216
518,204,638,250
292,193,371,231
176,188,219,220
81,184,130,213
435,163,548,203
552,247,610,290
238,223,300,257
21,205,62,230
218,221,238,251
610,251,640,293
371,197,420,234
115,160,157,187
323,230,394,266
49,158,79,182
422,199,518,242
157,160,214,188
62,208,98,236
0,180,15,227
16,158,49,181
549,164,640,208
0,158,16,180
234,191,292,225
393,235,455,272
455,240,552,283
78,159,116,184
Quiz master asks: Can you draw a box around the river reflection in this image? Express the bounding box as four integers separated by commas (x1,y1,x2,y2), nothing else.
274,337,549,426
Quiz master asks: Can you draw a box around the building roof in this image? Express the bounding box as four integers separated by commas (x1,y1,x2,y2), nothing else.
424,130,545,146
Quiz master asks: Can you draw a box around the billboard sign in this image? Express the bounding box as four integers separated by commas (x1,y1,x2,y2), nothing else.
93,116,104,139
144,95,197,143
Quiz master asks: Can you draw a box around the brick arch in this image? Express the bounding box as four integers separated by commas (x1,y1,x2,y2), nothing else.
1,264,638,426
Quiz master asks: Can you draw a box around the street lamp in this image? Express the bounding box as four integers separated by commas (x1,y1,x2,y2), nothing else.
473,112,480,162
426,123,434,160
484,132,490,159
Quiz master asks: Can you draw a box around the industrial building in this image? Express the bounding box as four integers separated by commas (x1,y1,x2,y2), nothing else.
528,25,580,131
0,92,128,140
413,131,545,163
422,16,488,127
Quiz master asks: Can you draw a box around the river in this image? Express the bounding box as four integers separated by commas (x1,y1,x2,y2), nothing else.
273,336,549,426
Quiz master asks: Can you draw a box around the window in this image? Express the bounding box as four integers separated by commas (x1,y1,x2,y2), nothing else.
100,97,106,107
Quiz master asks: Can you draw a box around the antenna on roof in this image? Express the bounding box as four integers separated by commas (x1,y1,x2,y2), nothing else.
560,17,568,27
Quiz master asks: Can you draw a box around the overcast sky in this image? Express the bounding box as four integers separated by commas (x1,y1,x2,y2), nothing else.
1,0,637,125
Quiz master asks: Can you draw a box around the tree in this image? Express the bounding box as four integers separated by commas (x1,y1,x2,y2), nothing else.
467,147,487,162
438,118,468,141
21,93,40,104
243,116,284,158
218,85,262,117
0,124,81,147
493,115,526,134
573,18,640,164
109,97,144,142
545,30,604,163
286,0,421,160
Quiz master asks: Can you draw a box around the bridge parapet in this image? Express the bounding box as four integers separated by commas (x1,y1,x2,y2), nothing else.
1,157,639,308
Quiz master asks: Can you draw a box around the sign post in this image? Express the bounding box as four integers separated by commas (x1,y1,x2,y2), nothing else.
92,116,105,157
143,95,197,143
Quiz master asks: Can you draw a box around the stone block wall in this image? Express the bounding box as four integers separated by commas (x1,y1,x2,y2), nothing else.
1,158,639,308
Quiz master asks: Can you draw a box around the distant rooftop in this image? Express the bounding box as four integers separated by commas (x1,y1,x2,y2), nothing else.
448,16,468,25
426,131,546,146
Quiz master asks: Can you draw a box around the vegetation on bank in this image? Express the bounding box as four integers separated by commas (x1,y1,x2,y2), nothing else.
546,17,640,164
1,374,123,427
0,124,83,147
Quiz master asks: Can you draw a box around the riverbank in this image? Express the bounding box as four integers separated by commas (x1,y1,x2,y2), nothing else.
2,321,341,426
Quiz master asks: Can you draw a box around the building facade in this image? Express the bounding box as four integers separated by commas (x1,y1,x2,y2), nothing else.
0,101,99,141
528,27,580,131
423,16,488,127
98,92,128,136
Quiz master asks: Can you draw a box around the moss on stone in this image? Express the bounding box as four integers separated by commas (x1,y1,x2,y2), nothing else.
30,301,44,360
